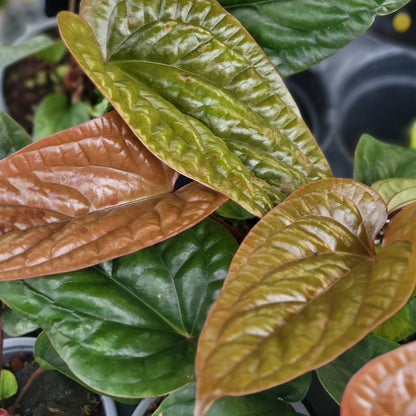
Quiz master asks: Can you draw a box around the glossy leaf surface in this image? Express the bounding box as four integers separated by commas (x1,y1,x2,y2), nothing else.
354,134,416,185
0,35,54,70
0,219,238,398
220,0,409,76
1,308,39,337
0,111,227,280
58,0,331,217
341,340,416,416
0,112,31,159
373,178,416,212
154,381,303,416
33,93,90,140
195,179,416,415
317,335,398,404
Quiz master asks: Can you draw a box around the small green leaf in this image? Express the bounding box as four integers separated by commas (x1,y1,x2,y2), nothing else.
0,219,238,398
215,201,255,220
372,178,416,212
59,0,331,217
0,370,18,400
0,112,31,160
35,39,67,64
2,308,39,337
371,297,416,342
317,335,399,404
33,93,90,140
220,0,409,76
154,381,302,416
0,35,54,70
354,134,416,185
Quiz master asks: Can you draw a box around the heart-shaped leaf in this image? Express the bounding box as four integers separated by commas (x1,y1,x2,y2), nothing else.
0,218,238,398
373,178,416,212
340,340,416,416
354,134,416,185
0,112,31,159
0,111,227,280
219,0,409,76
58,0,331,217
317,335,399,404
195,179,416,415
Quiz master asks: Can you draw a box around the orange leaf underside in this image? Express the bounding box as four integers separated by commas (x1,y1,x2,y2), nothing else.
341,340,416,416
0,111,227,280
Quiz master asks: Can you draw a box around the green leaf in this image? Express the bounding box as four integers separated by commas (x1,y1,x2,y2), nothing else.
0,218,238,398
0,34,55,70
268,372,311,403
372,296,416,342
35,39,67,64
354,134,416,185
33,93,91,140
317,335,399,404
34,332,140,405
0,370,18,400
0,111,227,280
372,178,416,212
0,112,31,160
1,307,39,337
58,1,331,217
220,0,409,76
341,341,416,416
195,179,416,415
154,381,302,416
215,200,255,220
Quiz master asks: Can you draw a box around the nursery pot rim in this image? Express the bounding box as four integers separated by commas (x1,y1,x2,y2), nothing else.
334,50,416,161
0,16,58,113
2,336,118,416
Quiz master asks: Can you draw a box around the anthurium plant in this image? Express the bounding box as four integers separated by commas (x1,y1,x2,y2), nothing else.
0,0,415,415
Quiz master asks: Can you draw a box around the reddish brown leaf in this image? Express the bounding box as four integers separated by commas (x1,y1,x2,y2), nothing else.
0,111,227,280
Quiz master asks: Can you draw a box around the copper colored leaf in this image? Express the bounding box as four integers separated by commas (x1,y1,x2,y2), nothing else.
0,111,227,280
195,179,416,416
58,0,331,217
341,340,416,416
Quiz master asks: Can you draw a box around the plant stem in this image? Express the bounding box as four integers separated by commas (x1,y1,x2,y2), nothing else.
8,367,44,416
69,0,76,13
0,303,5,390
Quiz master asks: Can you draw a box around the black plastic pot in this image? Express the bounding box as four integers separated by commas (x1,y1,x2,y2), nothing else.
2,337,118,416
336,51,416,161
44,0,81,16
284,69,332,151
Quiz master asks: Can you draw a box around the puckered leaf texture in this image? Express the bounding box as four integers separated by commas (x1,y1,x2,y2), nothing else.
0,218,238,398
0,111,226,280
58,0,332,217
341,339,416,416
195,179,416,416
